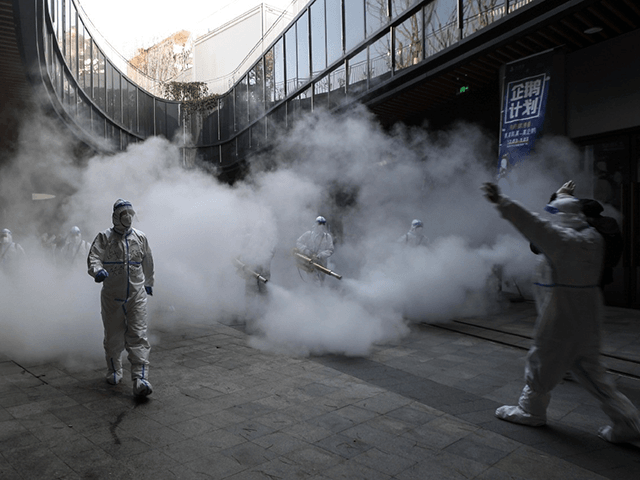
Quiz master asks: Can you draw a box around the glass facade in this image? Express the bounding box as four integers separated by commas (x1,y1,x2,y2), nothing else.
43,0,181,151
310,0,327,76
345,1,365,52
42,0,526,166
325,0,343,66
348,50,368,96
394,9,423,71
369,33,392,87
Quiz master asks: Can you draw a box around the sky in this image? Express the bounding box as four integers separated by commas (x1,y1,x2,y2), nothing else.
77,0,296,59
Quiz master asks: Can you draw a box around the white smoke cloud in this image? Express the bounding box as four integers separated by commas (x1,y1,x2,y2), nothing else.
0,105,591,365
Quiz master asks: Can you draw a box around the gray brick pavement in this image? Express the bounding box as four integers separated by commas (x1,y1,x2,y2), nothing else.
1,301,639,479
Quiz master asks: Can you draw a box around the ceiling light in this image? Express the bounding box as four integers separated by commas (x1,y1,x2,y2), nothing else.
584,27,603,34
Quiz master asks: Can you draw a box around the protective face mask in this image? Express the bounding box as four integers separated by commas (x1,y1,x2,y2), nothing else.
120,212,133,228
0,237,9,244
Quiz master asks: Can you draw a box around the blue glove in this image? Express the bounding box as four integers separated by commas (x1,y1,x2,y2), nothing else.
145,286,153,296
94,269,108,283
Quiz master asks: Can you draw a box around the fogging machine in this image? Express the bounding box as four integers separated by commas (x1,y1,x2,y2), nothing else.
234,257,268,283
292,249,342,280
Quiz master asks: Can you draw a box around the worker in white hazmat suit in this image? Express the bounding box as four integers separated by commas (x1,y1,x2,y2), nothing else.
88,199,155,397
59,226,90,269
398,219,427,247
482,181,640,444
0,228,26,275
296,216,334,284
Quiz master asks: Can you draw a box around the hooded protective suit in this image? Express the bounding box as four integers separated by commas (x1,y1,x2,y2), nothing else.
296,216,334,284
60,226,90,268
398,219,427,247
88,200,154,396
0,229,26,274
483,184,640,443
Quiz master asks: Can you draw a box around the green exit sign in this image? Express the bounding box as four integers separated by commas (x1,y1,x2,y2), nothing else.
458,86,470,94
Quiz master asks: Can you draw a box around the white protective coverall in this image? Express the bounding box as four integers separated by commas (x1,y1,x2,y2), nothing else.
0,229,26,274
296,216,334,284
60,226,90,269
88,200,154,396
398,219,427,247
486,187,640,443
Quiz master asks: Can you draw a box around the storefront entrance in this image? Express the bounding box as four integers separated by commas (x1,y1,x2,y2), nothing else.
579,131,640,308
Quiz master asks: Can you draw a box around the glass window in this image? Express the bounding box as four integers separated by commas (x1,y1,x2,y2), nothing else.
313,75,330,109
268,104,287,138
221,140,236,166
463,0,506,38
425,0,458,57
77,23,85,88
299,86,312,113
123,80,137,132
42,29,52,77
156,101,167,139
328,63,346,109
121,132,131,151
391,0,420,18
93,49,105,109
297,12,310,86
211,145,221,165
82,37,91,95
92,107,105,138
139,92,153,137
53,53,62,96
366,0,388,37
57,0,64,40
202,106,219,144
122,80,130,130
83,28,93,93
345,0,365,52
63,74,75,116
249,59,264,122
264,48,275,108
112,69,121,123
369,33,391,87
109,124,121,150
326,0,343,65
50,0,60,40
285,26,297,95
394,9,423,71
64,0,70,65
219,93,234,140
45,32,52,80
166,102,180,138
106,63,114,117
251,119,265,150
237,130,250,159
69,1,78,78
288,96,300,120
310,0,326,76
235,75,248,131
78,92,91,128
348,50,368,96
265,40,285,106
273,38,285,102
186,114,200,144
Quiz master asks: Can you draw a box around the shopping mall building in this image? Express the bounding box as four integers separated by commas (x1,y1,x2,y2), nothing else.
0,0,639,306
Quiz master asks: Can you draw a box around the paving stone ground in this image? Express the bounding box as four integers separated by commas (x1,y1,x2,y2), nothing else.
1,300,639,479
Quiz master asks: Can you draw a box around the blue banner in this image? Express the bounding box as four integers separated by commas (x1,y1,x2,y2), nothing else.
498,52,552,178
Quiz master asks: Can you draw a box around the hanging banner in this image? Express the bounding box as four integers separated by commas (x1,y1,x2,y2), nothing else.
497,51,553,178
